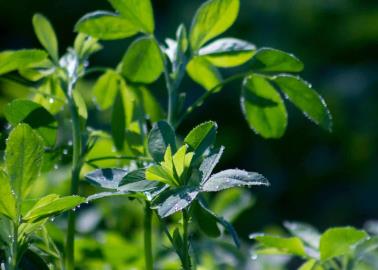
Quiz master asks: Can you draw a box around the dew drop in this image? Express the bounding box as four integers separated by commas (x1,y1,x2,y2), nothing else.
68,140,73,146
49,98,54,104
63,149,68,155
54,164,59,170
251,254,258,260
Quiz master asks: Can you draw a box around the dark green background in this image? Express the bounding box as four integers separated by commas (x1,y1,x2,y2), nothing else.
1,0,377,237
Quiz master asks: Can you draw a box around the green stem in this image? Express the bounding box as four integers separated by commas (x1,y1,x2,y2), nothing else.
10,221,19,270
144,202,153,270
182,210,191,270
164,61,176,126
65,90,83,270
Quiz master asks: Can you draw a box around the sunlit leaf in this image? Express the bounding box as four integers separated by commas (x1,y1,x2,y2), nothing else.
184,121,217,159
319,227,368,261
199,38,255,67
92,70,120,110
5,124,44,200
201,169,269,192
32,13,59,62
190,0,239,50
186,57,222,91
0,170,16,221
23,194,85,222
199,146,224,182
75,11,139,40
241,75,287,138
250,47,303,73
108,0,155,33
251,234,307,256
284,221,321,249
121,37,164,83
0,50,47,75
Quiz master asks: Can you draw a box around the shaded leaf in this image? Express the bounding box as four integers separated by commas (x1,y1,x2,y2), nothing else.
85,168,128,189
190,0,239,50
250,47,303,72
284,221,321,249
241,75,287,138
111,90,126,151
121,37,164,83
32,14,59,62
273,75,332,131
193,200,221,238
201,169,269,192
151,186,199,218
75,11,139,40
199,38,255,67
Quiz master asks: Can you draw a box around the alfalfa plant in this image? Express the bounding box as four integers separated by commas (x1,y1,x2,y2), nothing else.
0,0,333,268
75,0,332,269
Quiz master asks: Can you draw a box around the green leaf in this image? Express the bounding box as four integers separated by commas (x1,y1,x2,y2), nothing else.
198,198,240,247
201,169,269,192
108,0,155,33
121,37,164,83
199,38,255,67
139,86,164,123
0,171,17,221
319,227,368,261
23,194,85,222
0,49,47,75
152,186,199,218
184,121,218,159
118,169,161,193
5,124,44,200
298,259,324,270
199,146,224,183
186,57,222,91
74,33,103,59
93,70,120,110
241,75,287,138
4,99,58,147
354,236,378,261
284,221,321,249
251,234,307,256
193,200,221,238
148,121,176,162
190,0,239,51
73,90,88,127
75,11,139,40
85,168,129,189
33,75,66,114
32,14,59,62
273,75,332,131
250,47,304,73
111,90,126,151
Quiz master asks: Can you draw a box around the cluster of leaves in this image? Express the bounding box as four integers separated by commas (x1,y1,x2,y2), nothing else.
0,124,84,269
75,0,332,139
251,222,378,270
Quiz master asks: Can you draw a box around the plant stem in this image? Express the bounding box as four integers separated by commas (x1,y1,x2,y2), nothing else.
182,209,191,270
144,202,153,270
85,155,152,164
10,220,19,270
65,90,83,270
